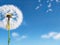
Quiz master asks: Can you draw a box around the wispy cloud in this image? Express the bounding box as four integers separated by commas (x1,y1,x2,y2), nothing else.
41,32,60,40
12,32,19,38
12,32,27,41
21,35,27,39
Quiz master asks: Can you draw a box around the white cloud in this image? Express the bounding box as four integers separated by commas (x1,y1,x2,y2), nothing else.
41,32,60,40
41,32,57,39
53,33,60,39
41,34,50,39
12,32,27,41
12,32,19,38
21,35,27,39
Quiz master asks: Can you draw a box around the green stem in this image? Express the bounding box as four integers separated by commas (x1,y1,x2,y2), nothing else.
8,29,10,45
8,18,10,45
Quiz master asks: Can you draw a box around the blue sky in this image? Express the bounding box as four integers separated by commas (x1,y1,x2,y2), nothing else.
0,0,60,45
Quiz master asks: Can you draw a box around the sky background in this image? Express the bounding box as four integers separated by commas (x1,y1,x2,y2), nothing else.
0,0,60,45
